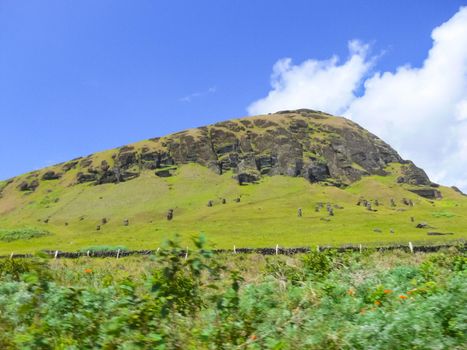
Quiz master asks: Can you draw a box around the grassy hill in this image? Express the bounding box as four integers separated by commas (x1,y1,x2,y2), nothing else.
0,110,466,253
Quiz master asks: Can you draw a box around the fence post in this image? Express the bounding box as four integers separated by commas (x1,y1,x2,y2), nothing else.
156,247,160,255
317,245,320,253
233,245,236,254
409,241,414,254
87,250,90,257
185,247,188,260
9,252,13,259
359,244,362,253
116,249,120,259
275,244,279,255
54,250,59,260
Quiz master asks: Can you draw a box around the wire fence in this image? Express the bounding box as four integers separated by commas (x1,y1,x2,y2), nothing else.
1,240,464,259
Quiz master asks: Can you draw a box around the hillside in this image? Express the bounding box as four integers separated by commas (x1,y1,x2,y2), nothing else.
0,109,466,253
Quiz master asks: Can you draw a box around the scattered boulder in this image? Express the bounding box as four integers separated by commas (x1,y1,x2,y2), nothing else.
80,158,93,168
62,160,79,172
373,228,382,233
167,209,174,221
207,200,213,207
237,172,260,185
76,172,97,183
42,171,62,180
416,222,430,229
155,169,174,177
18,179,39,192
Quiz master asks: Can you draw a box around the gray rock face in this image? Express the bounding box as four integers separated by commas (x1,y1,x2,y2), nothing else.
408,188,442,199
68,109,431,188
397,161,431,185
18,179,39,191
42,171,62,180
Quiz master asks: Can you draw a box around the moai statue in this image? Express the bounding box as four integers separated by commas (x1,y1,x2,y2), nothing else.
96,225,101,231
410,216,415,223
235,198,241,203
366,202,372,211
315,205,320,212
362,199,368,207
123,219,129,226
390,228,395,234
402,198,410,206
207,200,213,207
408,199,414,207
328,208,334,216
167,209,174,221
390,198,396,207
222,198,226,204
356,199,362,206
102,218,108,225
374,199,379,207
297,208,302,217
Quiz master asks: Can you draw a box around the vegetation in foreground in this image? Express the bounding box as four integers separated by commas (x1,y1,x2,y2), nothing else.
0,236,465,349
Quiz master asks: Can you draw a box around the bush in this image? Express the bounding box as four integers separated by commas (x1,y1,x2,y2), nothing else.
0,227,50,242
0,240,465,349
79,245,129,252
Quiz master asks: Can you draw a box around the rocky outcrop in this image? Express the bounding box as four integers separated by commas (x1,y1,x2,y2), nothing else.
408,188,442,199
42,171,62,180
18,179,39,191
397,161,431,185
452,186,466,196
62,109,431,188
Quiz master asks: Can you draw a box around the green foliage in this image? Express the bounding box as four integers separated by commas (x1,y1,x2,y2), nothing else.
0,227,50,242
149,234,225,316
301,249,336,277
78,245,129,253
0,240,465,349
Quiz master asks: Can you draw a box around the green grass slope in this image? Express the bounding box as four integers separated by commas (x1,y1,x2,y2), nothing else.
0,162,466,254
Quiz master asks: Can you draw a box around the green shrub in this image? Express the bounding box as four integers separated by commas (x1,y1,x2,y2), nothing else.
0,227,50,242
0,242,465,349
79,245,129,252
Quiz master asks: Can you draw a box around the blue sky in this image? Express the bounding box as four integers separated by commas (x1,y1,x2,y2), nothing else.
1,1,466,189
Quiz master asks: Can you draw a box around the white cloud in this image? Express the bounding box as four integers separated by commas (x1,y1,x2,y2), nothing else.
247,40,372,116
247,7,467,192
